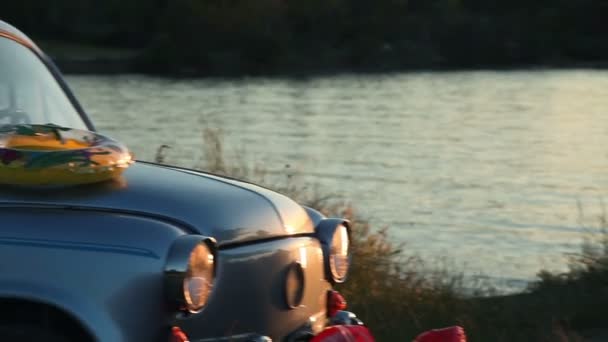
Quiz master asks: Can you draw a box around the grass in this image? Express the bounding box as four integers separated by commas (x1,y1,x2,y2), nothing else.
156,128,608,341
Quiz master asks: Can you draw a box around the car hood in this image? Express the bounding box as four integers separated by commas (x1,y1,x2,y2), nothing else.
0,162,314,246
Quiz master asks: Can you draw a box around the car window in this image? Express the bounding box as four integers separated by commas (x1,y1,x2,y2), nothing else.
0,36,87,129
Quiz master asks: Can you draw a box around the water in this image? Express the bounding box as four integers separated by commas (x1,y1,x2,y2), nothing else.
67,70,608,290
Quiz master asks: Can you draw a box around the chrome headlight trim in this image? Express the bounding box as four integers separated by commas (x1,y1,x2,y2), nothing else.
164,235,217,313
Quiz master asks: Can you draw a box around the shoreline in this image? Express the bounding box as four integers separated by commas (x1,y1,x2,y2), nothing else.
40,39,608,78
57,58,608,77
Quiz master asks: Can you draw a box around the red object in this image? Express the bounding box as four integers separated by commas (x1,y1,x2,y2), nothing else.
170,326,190,342
327,290,348,317
311,325,375,342
414,326,467,342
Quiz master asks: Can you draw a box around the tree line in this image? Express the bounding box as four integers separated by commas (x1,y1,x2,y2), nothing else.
4,0,608,75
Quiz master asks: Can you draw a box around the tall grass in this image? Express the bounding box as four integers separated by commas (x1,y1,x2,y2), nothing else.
156,128,608,341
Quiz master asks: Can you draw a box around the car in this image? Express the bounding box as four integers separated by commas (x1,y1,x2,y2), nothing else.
0,20,375,342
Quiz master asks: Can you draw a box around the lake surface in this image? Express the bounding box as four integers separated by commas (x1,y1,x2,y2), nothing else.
68,70,608,291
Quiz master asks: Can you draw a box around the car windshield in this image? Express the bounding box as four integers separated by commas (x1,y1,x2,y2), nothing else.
0,36,87,129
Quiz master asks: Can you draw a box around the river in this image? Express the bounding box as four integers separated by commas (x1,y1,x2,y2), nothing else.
67,70,608,291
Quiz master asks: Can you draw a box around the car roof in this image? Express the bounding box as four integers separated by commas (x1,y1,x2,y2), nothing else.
0,19,40,52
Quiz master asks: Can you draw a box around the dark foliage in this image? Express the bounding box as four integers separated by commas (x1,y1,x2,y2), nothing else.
3,0,608,75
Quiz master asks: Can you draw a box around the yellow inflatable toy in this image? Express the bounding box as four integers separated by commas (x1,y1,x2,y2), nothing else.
0,124,133,186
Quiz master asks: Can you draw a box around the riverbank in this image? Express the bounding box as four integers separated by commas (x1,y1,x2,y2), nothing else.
39,40,608,77
38,40,139,74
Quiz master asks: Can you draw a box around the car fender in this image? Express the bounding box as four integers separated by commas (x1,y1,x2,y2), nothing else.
0,279,120,341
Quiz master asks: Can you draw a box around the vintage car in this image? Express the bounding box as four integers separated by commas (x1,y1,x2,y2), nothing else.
0,20,373,342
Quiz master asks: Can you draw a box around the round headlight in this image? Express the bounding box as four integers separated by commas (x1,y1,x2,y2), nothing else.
329,224,351,282
183,243,215,312
164,236,217,314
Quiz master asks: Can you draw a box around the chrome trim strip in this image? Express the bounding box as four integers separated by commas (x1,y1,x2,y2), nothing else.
0,237,159,258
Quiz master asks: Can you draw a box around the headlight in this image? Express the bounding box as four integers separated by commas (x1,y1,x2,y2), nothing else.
183,243,215,311
165,235,217,313
329,224,350,282
315,219,352,284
